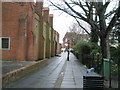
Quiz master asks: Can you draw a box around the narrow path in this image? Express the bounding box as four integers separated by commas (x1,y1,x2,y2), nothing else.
54,56,67,88
9,52,87,88
60,53,87,88
9,52,67,88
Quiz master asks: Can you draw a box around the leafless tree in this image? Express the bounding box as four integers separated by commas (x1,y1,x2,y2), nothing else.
69,22,89,34
49,0,120,60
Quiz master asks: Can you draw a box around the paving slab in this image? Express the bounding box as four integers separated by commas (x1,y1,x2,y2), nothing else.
60,53,87,88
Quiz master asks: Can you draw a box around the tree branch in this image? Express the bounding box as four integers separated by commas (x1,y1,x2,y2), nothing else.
71,1,88,16
105,9,117,19
49,0,81,20
106,5,120,36
63,0,88,22
103,2,110,10
74,18,90,35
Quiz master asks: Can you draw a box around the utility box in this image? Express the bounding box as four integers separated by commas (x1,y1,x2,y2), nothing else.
103,59,110,80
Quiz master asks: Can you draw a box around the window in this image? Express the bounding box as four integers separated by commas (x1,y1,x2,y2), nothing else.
0,37,10,50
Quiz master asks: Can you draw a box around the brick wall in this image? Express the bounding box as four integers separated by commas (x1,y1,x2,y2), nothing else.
2,2,60,61
26,3,36,61
43,8,51,58
2,2,40,61
2,2,28,61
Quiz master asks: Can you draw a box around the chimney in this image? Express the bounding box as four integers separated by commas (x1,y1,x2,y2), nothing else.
49,14,53,27
35,0,43,16
43,7,49,22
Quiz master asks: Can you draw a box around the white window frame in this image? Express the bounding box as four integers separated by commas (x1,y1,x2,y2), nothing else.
0,37,10,50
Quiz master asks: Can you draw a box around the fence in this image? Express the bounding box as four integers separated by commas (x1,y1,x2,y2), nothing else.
84,54,118,88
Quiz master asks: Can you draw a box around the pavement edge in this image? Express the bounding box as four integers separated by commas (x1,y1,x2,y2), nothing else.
1,59,48,88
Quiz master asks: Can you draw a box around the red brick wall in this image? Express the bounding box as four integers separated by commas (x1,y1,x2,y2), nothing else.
2,2,55,61
35,1,44,60
2,2,38,61
2,2,28,61
43,8,49,22
49,14,53,27
35,1,43,17
26,3,36,61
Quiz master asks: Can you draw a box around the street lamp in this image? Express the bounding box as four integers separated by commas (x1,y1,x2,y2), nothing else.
67,40,70,61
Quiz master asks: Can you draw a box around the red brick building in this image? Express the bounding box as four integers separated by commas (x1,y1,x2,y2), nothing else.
63,32,89,48
1,1,60,61
1,1,43,61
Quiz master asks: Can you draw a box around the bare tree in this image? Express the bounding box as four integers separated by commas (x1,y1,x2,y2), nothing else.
69,22,90,34
49,0,120,60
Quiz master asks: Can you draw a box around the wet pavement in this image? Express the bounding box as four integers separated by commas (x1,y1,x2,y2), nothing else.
60,54,87,88
8,52,87,88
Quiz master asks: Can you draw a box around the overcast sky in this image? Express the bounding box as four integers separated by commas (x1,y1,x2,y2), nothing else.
43,0,76,43
50,10,75,43
42,0,118,43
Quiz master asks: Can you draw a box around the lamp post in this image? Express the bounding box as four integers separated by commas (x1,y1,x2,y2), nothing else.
67,40,70,61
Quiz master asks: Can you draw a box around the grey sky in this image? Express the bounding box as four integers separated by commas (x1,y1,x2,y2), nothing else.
44,0,118,43
43,0,75,43
50,10,75,43
41,0,119,43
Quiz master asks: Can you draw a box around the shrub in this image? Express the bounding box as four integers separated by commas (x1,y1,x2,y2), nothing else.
111,63,118,77
73,40,91,65
110,46,120,63
109,46,119,76
73,41,100,68
88,42,100,55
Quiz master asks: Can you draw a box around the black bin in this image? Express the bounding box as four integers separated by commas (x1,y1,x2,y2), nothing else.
83,75,104,90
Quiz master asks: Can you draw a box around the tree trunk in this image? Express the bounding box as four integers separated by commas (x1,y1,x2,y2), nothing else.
100,37,107,59
99,36,106,76
100,36,110,59
90,29,99,44
118,30,120,46
106,35,111,59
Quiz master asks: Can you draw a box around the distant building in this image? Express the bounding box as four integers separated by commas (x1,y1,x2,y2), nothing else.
63,32,89,48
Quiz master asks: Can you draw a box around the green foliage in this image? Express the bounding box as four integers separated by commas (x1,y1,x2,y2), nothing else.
110,46,120,63
73,41,91,64
110,46,119,77
88,42,100,55
73,40,100,67
73,40,119,76
111,63,118,77
75,40,91,54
